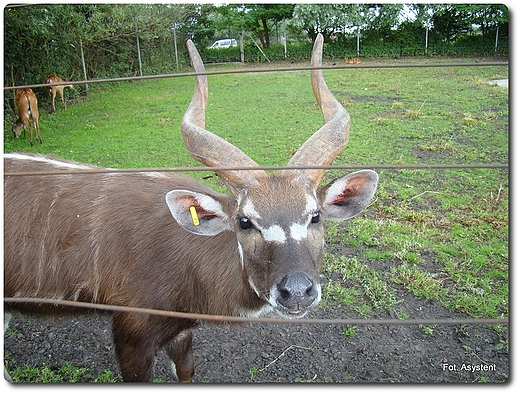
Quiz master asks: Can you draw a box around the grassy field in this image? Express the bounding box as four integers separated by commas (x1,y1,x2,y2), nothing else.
4,58,509,381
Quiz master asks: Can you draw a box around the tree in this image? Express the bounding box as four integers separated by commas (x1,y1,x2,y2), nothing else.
290,4,385,42
4,3,199,85
450,4,508,40
185,4,219,47
341,4,405,45
246,4,295,47
4,4,84,84
360,4,403,42
213,4,294,47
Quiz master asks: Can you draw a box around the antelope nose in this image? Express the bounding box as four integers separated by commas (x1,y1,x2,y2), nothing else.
276,272,319,312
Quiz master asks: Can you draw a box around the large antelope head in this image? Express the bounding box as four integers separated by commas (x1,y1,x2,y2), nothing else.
167,34,378,317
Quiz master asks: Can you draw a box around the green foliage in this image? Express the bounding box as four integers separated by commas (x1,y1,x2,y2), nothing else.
213,4,294,47
6,362,101,383
391,263,447,300
198,39,508,65
291,4,366,42
4,4,196,84
342,326,357,338
324,255,397,312
95,369,118,383
4,3,509,86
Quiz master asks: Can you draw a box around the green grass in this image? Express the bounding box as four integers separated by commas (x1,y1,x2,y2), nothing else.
4,58,509,381
4,361,118,383
324,255,398,311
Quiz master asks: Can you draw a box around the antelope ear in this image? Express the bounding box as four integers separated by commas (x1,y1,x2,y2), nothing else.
320,170,379,220
165,190,232,236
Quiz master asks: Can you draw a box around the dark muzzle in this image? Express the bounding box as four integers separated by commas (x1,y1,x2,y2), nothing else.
276,272,319,315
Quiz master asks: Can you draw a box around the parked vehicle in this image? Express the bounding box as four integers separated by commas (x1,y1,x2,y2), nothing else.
208,38,237,49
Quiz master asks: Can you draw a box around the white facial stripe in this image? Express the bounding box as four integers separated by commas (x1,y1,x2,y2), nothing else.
242,194,317,244
261,225,286,243
290,223,308,242
288,194,316,242
237,242,244,269
242,199,260,220
305,193,318,214
268,286,278,309
248,277,261,298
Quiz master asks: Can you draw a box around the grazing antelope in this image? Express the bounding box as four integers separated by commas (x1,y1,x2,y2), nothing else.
11,88,42,146
4,34,378,382
45,74,74,111
346,57,361,64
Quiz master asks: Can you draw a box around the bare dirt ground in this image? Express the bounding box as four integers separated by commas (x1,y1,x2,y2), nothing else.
3,258,509,384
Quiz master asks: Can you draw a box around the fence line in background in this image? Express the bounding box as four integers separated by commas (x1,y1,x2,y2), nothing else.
3,61,508,91
3,163,509,178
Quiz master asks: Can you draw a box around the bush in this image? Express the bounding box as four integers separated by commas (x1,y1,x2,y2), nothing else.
197,38,508,64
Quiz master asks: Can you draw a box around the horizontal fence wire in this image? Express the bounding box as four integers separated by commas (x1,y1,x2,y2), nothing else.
4,298,508,326
3,163,509,178
3,61,508,91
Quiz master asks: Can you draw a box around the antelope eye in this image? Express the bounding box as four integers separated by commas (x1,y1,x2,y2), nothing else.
239,217,253,230
311,212,321,224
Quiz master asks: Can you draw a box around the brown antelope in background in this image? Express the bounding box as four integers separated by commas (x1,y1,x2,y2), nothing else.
4,34,378,382
346,57,361,64
45,74,74,111
11,88,42,146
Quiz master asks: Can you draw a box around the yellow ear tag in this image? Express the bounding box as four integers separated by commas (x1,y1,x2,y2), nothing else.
189,206,200,226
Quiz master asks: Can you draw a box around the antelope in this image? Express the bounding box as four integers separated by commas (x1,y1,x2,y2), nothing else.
11,88,42,146
4,34,378,382
45,74,74,111
346,57,361,64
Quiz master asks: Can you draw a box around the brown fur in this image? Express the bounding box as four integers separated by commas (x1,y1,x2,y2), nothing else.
4,153,379,382
4,155,264,382
345,57,361,64
45,74,73,111
12,88,41,146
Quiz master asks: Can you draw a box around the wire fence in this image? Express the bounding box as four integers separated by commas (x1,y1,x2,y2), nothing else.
3,60,508,91
4,60,509,329
3,298,508,326
3,163,509,178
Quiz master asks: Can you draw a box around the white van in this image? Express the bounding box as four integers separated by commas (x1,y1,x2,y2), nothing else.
208,39,238,49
